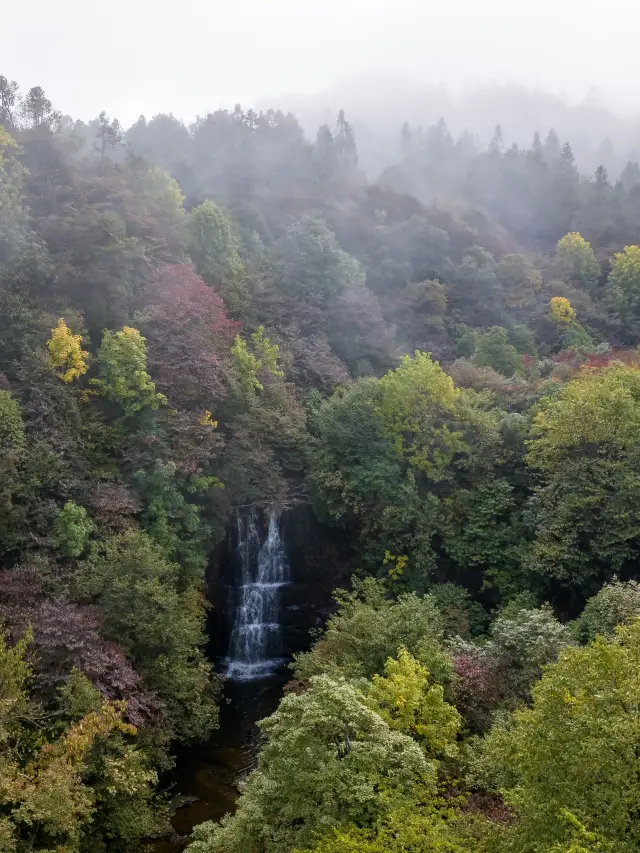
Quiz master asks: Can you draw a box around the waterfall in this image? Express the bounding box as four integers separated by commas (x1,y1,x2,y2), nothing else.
226,508,290,680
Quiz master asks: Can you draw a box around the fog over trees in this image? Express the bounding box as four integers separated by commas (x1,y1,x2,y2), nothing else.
4,1,640,850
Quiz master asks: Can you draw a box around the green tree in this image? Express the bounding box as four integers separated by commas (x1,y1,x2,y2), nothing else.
485,604,571,705
472,327,521,377
526,363,640,586
307,378,412,567
376,351,464,478
496,253,542,307
0,390,26,557
44,209,148,332
455,327,477,359
561,321,594,350
0,389,25,453
93,110,123,160
605,245,640,318
0,76,19,128
0,125,28,263
571,579,640,643
304,807,474,853
20,85,58,129
429,583,488,638
554,232,600,292
548,818,617,853
186,200,247,314
133,459,217,587
402,278,447,316
508,324,538,357
335,109,358,175
547,296,593,350
93,326,166,417
440,472,529,600
53,501,96,558
315,124,339,180
75,530,218,741
293,579,450,686
189,675,434,853
274,215,365,302
308,352,511,589
451,246,500,325
474,619,640,852
124,159,187,260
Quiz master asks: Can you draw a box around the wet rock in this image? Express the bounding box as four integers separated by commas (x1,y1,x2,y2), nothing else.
169,794,200,813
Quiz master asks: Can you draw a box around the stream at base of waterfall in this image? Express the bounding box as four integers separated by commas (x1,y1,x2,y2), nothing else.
153,675,286,853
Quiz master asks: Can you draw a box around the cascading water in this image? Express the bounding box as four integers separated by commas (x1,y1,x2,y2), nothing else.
226,508,290,680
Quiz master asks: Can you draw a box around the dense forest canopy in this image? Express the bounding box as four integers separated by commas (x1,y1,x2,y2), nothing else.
3,71,640,852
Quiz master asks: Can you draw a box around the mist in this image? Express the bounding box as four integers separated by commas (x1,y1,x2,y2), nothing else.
4,0,640,125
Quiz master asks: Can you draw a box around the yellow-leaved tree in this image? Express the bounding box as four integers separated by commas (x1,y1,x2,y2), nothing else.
548,297,594,350
47,319,89,383
366,646,461,759
548,296,575,325
0,629,161,852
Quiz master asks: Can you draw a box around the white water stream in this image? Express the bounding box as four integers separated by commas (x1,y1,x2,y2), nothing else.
226,509,289,680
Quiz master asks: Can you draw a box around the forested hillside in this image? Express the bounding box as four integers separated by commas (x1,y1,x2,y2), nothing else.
3,74,640,852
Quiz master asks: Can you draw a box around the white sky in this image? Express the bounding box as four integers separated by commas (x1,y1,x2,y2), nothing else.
4,0,640,126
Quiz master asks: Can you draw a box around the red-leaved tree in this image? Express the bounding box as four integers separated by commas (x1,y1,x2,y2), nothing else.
141,264,239,410
0,563,161,727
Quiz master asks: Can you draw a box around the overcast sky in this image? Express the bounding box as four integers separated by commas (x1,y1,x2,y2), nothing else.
4,0,640,126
